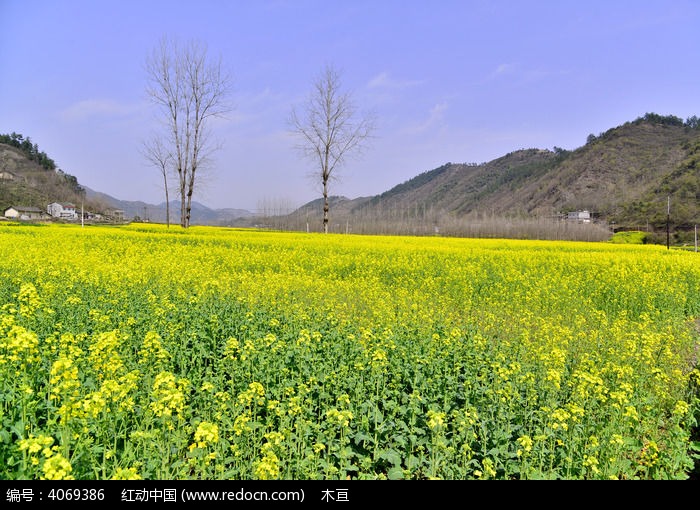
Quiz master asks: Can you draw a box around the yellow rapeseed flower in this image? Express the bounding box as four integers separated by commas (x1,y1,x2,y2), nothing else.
111,467,142,480
426,410,446,431
41,453,74,480
190,421,219,450
18,282,40,317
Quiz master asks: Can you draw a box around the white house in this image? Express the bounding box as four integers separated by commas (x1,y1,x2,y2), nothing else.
106,209,125,222
4,206,45,220
47,202,78,220
567,210,591,223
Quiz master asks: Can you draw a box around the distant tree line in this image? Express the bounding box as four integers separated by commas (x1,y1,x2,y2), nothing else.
631,112,700,128
257,204,612,242
0,132,84,196
587,112,700,144
0,132,57,170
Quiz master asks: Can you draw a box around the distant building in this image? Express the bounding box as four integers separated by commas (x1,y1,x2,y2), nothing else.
106,209,125,222
47,202,78,220
567,210,591,223
4,206,45,220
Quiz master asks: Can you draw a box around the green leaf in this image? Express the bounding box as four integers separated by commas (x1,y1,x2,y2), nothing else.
390,434,407,448
378,449,402,467
387,466,404,480
353,432,373,446
406,455,421,470
10,421,24,438
0,429,11,443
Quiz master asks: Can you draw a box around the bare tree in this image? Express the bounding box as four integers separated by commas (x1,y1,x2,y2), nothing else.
145,36,231,228
290,64,375,233
141,135,173,227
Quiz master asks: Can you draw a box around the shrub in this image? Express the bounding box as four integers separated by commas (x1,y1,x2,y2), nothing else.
609,230,650,244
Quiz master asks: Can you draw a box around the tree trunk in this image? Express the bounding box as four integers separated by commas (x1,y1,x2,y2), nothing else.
164,179,170,228
185,166,196,229
180,179,186,228
323,179,329,234
146,37,230,231
290,64,375,236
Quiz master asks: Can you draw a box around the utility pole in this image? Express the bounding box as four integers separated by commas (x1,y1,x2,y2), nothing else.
666,195,670,250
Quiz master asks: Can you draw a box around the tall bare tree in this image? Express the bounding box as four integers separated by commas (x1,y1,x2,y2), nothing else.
145,36,231,228
141,135,173,227
290,64,375,233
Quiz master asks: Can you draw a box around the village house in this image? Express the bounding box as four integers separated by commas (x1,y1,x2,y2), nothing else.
567,210,592,223
47,202,78,220
4,206,46,220
106,209,125,222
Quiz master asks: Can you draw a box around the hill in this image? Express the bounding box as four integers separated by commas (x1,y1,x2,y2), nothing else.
0,141,109,215
0,134,254,225
3,113,699,243
83,187,254,226
284,113,700,243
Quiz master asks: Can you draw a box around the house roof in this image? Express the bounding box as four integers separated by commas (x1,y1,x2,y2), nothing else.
6,206,43,213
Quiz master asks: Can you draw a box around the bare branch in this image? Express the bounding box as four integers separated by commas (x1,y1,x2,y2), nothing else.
141,135,175,227
144,36,232,228
289,63,376,233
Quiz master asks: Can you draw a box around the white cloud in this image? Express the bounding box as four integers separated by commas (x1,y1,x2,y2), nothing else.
367,71,390,88
486,63,518,81
487,62,569,84
426,102,448,126
60,99,140,122
497,63,516,75
367,71,424,90
402,101,449,135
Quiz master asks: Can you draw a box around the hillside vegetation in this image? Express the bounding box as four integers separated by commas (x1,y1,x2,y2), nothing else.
3,113,700,244
0,133,109,215
338,113,700,243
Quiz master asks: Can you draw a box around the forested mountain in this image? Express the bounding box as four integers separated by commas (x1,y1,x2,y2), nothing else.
0,134,105,214
287,113,700,242
0,134,253,224
3,113,699,244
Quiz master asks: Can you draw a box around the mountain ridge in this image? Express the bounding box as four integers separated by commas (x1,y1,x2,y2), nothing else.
2,112,699,241
82,187,254,225
293,113,699,241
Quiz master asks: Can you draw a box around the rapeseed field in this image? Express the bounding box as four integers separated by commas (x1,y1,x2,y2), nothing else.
1,222,699,480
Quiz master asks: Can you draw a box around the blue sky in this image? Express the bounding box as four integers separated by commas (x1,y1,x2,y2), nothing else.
1,0,699,212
